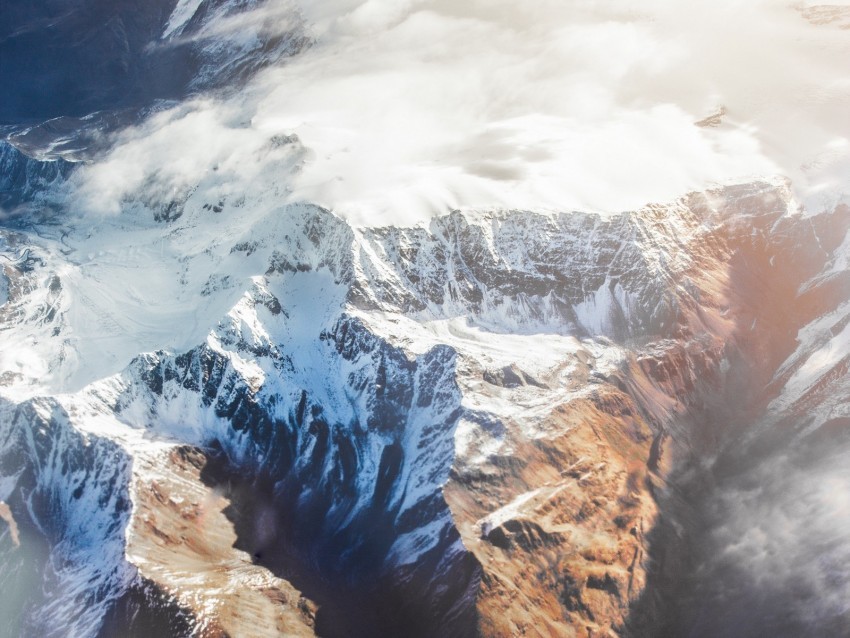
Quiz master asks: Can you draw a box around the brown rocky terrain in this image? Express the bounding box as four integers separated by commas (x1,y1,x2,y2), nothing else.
1,182,847,637
436,189,850,637
0,502,19,548
124,445,317,638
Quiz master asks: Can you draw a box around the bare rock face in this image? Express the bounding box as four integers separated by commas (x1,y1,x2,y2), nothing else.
483,364,547,389
450,386,658,638
0,503,19,548
0,142,76,213
4,2,848,635
0,179,847,637
125,444,318,637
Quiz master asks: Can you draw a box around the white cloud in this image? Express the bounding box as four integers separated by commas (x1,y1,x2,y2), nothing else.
686,435,850,633
73,0,850,225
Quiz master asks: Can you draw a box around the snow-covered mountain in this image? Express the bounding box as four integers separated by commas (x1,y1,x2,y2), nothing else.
1,157,848,635
2,1,850,637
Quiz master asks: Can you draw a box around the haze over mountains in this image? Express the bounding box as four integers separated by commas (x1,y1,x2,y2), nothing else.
1,1,849,637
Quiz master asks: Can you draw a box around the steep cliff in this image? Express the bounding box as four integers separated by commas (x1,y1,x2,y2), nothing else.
0,175,846,636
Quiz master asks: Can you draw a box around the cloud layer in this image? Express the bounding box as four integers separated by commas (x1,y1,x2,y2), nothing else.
679,427,850,636
74,0,850,224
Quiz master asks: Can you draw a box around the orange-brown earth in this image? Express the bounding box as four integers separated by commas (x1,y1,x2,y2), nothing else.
441,192,849,637
125,445,317,637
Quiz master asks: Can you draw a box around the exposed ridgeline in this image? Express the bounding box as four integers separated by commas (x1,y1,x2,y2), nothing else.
0,142,77,217
0,397,136,638
0,181,848,636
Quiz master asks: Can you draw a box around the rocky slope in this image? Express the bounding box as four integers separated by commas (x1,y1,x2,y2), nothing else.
0,156,847,636
2,1,849,635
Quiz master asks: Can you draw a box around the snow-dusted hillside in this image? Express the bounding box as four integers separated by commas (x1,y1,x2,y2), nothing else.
2,1,850,636
0,151,848,634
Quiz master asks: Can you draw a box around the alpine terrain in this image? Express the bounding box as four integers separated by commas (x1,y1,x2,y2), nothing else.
1,1,849,637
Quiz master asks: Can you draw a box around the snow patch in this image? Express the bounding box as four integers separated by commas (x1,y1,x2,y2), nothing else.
162,0,205,39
